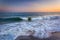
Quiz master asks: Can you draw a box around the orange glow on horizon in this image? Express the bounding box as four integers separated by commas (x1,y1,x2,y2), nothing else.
0,0,60,12
1,4,60,12
5,7,60,12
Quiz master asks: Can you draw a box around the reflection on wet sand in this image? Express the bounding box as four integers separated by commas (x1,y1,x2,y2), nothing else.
15,32,60,40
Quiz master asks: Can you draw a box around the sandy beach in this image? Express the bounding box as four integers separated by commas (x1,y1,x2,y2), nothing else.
15,32,60,40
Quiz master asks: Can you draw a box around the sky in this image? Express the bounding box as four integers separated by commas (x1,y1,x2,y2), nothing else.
0,0,60,12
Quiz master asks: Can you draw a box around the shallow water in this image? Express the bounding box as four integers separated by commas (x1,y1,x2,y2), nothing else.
0,16,60,40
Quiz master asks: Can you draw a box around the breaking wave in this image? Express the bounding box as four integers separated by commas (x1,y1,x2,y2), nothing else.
0,15,60,40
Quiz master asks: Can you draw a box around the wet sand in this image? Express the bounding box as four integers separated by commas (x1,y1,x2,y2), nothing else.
15,32,60,40
51,32,60,40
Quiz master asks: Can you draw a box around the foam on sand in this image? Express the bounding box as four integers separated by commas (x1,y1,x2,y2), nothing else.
0,16,60,40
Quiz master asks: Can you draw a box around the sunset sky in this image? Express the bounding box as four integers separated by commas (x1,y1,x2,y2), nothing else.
0,0,60,12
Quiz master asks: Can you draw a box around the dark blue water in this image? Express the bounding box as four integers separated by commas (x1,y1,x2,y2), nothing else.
0,12,60,18
0,12,45,17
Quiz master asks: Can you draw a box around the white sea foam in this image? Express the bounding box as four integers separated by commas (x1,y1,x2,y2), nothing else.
0,16,60,40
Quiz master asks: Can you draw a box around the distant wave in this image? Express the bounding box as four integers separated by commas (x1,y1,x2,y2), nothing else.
0,17,23,22
27,16,60,21
0,15,60,23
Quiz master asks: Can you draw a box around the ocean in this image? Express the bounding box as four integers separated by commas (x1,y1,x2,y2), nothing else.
0,12,60,40
0,12,60,17
0,12,60,23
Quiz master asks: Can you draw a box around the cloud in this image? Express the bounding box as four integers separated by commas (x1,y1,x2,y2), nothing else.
0,0,37,6
0,0,60,12
1,0,37,3
1,0,55,4
0,0,55,6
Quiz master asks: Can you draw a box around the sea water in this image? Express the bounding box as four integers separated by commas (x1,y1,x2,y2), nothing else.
0,12,60,40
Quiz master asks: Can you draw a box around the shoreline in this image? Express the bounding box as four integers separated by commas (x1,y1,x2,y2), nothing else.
15,32,60,40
